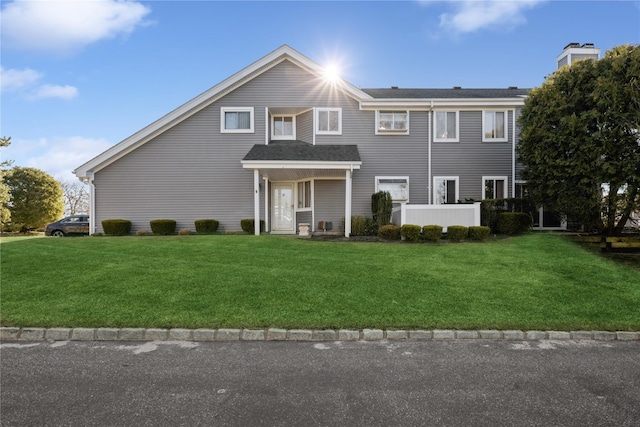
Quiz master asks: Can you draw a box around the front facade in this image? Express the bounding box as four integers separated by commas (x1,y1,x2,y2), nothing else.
74,45,534,236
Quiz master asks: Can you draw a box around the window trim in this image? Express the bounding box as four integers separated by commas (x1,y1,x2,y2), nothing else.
220,107,254,133
375,176,409,203
271,114,296,140
482,110,508,142
433,176,459,205
433,111,459,142
316,108,342,135
482,176,508,200
375,110,409,135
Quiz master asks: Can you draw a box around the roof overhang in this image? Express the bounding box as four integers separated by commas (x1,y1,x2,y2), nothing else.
359,97,527,110
241,160,361,181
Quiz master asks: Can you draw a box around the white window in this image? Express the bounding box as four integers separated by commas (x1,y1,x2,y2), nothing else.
434,111,459,142
272,115,296,140
221,107,254,133
297,181,312,209
515,181,529,198
316,108,342,135
375,176,409,202
483,176,508,199
483,111,507,141
376,111,408,134
433,176,459,204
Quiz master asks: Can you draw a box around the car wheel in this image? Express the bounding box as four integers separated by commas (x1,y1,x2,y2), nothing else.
51,230,65,237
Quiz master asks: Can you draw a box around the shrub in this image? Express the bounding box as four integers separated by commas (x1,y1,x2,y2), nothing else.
195,219,219,233
102,219,132,236
150,219,176,235
497,212,532,235
422,225,443,242
371,191,393,228
178,228,191,235
378,224,400,240
468,226,491,241
240,219,265,234
401,224,421,243
136,230,149,236
447,226,468,242
351,216,375,236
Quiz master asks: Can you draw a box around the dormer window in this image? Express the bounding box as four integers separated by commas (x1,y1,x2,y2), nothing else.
272,115,295,140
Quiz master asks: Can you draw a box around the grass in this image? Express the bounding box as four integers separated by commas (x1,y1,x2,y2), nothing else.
1,233,639,331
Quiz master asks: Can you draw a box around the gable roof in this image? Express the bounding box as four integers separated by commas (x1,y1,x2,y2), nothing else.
74,45,371,180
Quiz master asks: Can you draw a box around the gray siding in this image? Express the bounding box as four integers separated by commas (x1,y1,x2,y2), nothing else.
93,58,523,234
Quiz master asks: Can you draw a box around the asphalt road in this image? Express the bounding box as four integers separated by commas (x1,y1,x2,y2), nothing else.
1,339,639,426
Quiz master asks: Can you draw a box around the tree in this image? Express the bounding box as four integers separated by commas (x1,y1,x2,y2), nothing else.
0,136,13,229
518,44,640,235
4,166,64,230
60,179,90,216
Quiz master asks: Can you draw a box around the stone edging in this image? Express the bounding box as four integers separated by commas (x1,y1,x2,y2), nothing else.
1,327,639,342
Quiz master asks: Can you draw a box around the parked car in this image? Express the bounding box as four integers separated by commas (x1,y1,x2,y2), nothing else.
44,215,90,237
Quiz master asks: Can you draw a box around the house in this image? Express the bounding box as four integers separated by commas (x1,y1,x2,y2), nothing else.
74,45,556,236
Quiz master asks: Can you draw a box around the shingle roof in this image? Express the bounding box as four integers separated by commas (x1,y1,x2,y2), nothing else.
243,141,361,162
362,88,530,99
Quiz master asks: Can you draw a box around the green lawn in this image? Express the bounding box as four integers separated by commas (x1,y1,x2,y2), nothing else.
1,233,639,331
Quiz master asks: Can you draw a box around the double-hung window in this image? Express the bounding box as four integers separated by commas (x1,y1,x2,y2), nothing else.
483,176,507,199
316,108,342,135
483,111,507,141
434,111,459,142
221,107,254,133
376,111,408,134
297,181,312,209
272,115,296,140
434,177,459,204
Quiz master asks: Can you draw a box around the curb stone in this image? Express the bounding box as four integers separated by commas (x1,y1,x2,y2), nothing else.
2,327,639,342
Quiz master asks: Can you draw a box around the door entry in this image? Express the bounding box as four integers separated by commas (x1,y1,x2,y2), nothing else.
273,183,294,232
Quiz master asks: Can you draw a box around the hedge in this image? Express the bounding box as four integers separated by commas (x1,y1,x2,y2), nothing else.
447,226,468,242
240,219,265,234
422,225,443,242
101,219,132,236
497,212,532,235
351,216,376,236
378,224,401,240
468,226,491,241
195,219,219,233
400,224,421,243
150,219,176,235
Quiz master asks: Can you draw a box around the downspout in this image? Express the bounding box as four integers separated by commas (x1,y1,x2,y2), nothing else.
428,101,433,204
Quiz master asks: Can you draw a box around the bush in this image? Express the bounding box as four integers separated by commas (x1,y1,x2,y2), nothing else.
240,219,265,234
497,212,532,235
102,219,132,236
136,230,149,236
178,228,191,235
400,224,421,243
378,224,401,240
195,219,219,233
150,219,176,235
468,226,491,241
447,225,468,242
372,191,393,228
351,216,375,236
422,225,443,242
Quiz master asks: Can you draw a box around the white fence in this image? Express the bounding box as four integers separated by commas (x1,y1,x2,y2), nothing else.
392,203,481,232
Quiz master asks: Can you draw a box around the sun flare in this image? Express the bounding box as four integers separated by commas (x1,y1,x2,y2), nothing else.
322,63,341,83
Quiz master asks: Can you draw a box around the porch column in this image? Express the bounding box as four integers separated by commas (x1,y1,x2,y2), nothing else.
263,177,269,232
345,169,352,237
254,169,260,236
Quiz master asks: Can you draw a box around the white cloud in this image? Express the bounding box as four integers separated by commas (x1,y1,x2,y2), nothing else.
432,0,545,34
32,84,79,100
0,0,151,54
0,66,43,91
5,136,113,182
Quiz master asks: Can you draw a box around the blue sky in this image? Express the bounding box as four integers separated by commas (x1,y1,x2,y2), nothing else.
1,0,639,182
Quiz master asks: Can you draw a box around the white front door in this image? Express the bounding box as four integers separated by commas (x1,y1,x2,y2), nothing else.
273,183,294,232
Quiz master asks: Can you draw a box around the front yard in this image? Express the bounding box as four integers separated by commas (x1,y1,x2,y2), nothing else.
1,233,638,331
